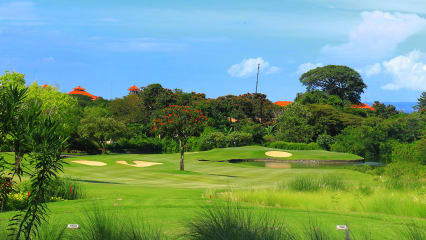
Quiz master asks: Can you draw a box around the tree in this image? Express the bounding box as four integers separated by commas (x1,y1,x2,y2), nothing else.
0,85,42,178
275,103,314,143
27,83,80,136
77,107,126,154
414,92,426,112
299,65,367,104
139,84,176,116
0,70,26,87
1,83,69,239
295,90,343,107
153,105,207,171
371,101,399,118
109,94,148,124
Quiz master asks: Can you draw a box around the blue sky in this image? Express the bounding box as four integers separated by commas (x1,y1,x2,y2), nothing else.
1,0,426,102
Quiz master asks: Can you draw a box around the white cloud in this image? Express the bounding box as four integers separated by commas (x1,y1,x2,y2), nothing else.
98,17,119,23
105,38,182,52
42,57,55,63
381,50,426,91
296,62,323,75
321,11,426,63
365,63,381,77
228,57,280,78
0,1,37,21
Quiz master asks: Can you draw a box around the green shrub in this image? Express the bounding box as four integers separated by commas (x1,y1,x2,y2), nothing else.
269,141,321,150
0,175,13,210
4,177,86,211
22,177,85,201
316,134,334,150
391,142,417,163
186,136,200,152
321,175,346,191
303,219,335,240
235,119,266,143
74,206,166,240
288,176,321,192
225,132,253,147
186,201,296,240
383,162,425,190
108,136,163,153
4,192,27,211
358,184,374,196
160,138,180,153
275,103,314,143
400,222,426,240
263,134,275,143
286,175,346,192
199,132,226,151
415,138,426,164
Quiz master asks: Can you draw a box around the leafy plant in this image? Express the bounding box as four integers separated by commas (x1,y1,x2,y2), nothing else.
7,117,68,240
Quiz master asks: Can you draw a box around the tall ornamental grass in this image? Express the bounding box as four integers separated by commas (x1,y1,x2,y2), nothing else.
186,200,297,240
74,206,166,240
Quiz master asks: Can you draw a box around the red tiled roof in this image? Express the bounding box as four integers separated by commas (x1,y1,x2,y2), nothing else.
351,103,374,110
274,101,292,107
68,86,98,100
128,85,140,91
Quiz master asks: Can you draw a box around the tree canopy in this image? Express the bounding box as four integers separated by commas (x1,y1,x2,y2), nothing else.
299,65,367,104
153,105,207,170
414,92,426,112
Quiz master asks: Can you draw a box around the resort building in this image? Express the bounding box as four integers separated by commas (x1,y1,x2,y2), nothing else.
351,103,375,111
274,100,375,111
274,101,292,107
128,85,141,95
68,86,98,100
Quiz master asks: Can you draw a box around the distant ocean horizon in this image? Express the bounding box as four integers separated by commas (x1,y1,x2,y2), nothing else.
365,102,417,113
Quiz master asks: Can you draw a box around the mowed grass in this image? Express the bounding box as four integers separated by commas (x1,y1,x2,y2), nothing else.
0,146,424,239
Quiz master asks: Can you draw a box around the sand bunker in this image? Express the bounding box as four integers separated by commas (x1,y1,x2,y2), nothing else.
116,160,163,168
265,151,293,158
72,160,107,166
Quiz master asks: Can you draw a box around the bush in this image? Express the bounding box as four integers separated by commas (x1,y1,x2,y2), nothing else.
235,119,266,143
4,192,27,211
225,132,253,147
275,103,314,143
199,132,227,151
269,141,321,150
286,175,346,192
415,138,426,164
0,175,13,210
4,177,85,211
75,206,166,240
186,136,201,152
288,176,321,192
391,142,417,163
108,136,163,153
316,134,334,150
383,162,425,190
186,201,296,240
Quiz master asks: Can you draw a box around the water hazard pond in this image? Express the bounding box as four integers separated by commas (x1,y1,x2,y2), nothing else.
199,159,381,169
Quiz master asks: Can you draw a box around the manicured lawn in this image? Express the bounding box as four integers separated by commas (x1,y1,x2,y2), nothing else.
0,146,424,239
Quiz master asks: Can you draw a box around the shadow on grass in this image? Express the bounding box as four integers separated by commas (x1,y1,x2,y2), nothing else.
73,179,124,185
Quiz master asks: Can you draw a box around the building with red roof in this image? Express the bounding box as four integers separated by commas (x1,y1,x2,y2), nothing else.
68,86,98,100
351,103,374,111
128,85,140,95
274,101,292,107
